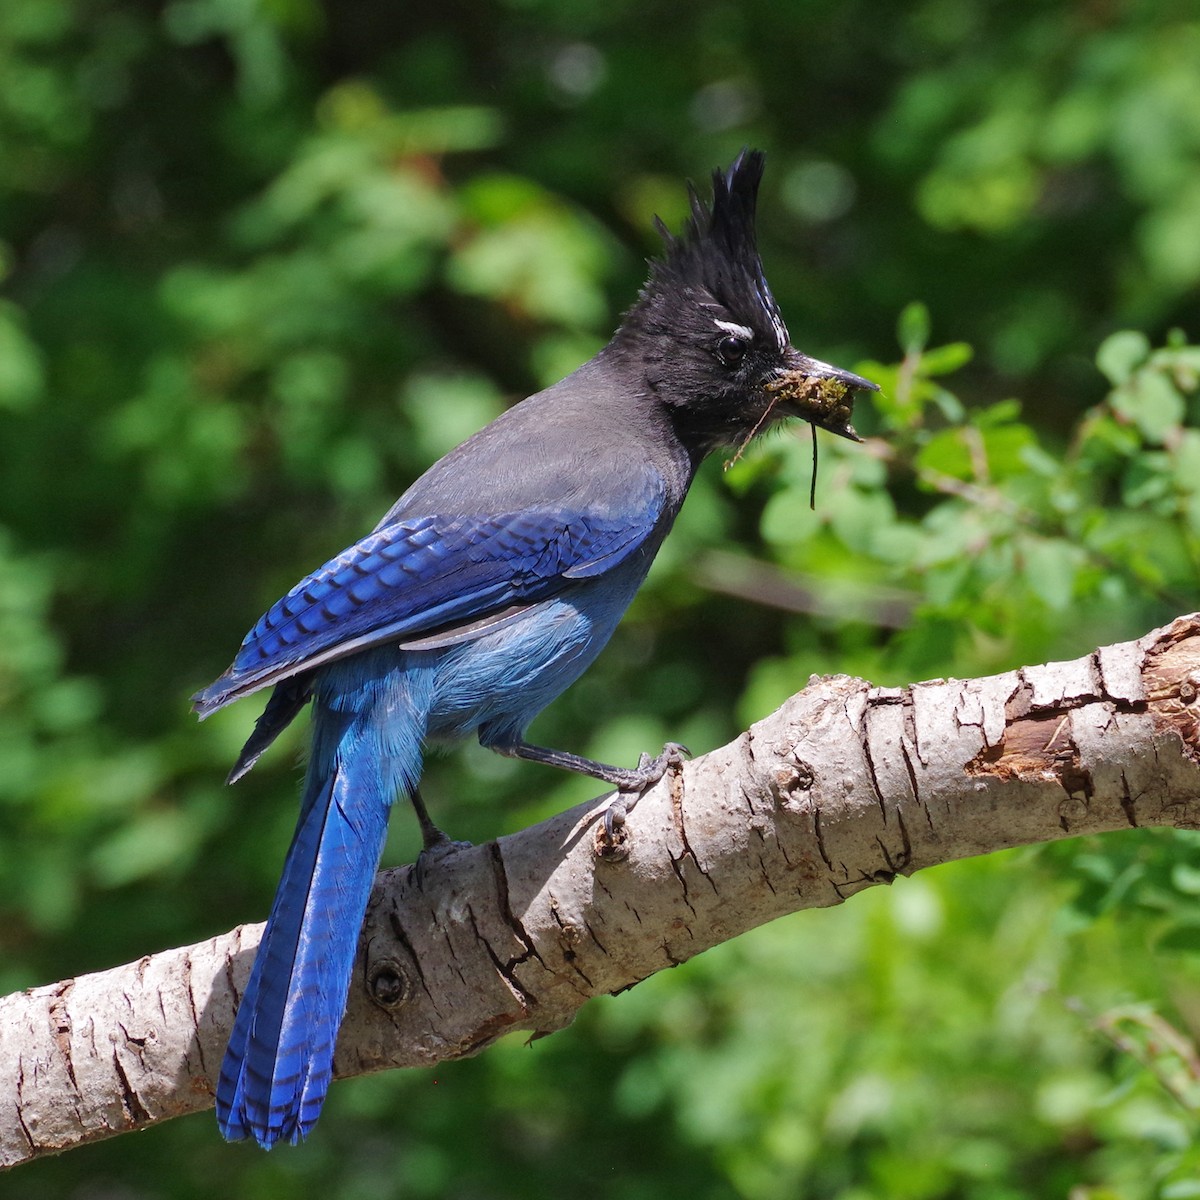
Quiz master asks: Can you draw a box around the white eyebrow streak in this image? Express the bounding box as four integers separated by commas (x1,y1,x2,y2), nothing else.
714,319,754,339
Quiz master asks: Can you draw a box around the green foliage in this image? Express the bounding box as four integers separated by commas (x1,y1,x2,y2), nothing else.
2,1,1200,1197
742,321,1200,713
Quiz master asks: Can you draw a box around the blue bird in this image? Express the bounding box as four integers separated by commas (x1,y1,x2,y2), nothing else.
194,149,876,1149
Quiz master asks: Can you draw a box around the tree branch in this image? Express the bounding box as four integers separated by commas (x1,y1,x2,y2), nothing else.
5,613,1200,1168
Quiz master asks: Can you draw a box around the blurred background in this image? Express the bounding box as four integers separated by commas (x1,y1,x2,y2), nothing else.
3,0,1200,1196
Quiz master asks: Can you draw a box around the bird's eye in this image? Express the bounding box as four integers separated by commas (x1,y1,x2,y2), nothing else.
715,335,747,366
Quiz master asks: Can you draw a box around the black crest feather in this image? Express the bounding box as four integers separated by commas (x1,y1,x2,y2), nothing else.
644,148,788,352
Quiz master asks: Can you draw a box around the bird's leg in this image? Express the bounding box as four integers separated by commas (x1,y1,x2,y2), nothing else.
489,738,689,836
491,739,689,789
408,785,469,856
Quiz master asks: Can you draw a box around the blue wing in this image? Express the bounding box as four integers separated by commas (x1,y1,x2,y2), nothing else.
193,495,665,717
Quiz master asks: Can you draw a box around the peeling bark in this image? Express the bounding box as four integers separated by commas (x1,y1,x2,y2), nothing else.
5,614,1200,1168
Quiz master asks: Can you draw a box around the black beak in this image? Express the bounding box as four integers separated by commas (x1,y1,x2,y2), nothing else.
767,351,879,442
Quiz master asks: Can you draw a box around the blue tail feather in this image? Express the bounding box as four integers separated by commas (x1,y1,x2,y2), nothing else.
216,668,422,1148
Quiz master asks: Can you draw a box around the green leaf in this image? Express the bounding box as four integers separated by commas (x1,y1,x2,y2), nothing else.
403,371,504,459
1114,370,1186,441
930,386,966,423
919,341,973,376
1019,443,1061,478
1121,452,1173,508
1170,862,1200,896
829,487,897,554
976,398,1022,427
980,422,1036,479
1096,330,1151,385
760,485,818,547
1020,536,1078,609
897,301,931,355
1163,1179,1200,1199
89,809,194,887
916,429,972,480
1155,923,1200,955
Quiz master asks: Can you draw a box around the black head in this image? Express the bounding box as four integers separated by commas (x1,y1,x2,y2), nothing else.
613,149,876,458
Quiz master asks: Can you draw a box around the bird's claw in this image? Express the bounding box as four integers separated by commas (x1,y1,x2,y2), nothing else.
603,799,628,840
594,741,690,857
595,797,631,860
617,741,690,793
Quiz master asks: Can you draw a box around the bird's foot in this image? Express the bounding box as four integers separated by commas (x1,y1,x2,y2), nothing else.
494,736,689,852
413,831,473,887
598,741,690,794
631,741,689,789
595,742,689,851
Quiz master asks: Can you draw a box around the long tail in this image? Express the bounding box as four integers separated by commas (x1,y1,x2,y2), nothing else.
216,672,422,1149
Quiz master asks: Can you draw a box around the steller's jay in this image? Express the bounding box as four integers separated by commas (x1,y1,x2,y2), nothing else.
194,149,876,1149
